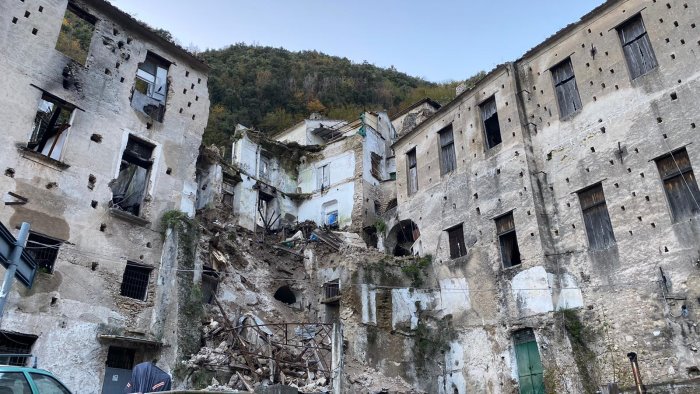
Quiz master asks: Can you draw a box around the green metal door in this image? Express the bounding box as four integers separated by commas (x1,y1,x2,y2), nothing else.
514,330,545,394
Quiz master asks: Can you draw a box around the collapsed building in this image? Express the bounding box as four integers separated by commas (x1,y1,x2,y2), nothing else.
1,0,700,393
0,0,209,392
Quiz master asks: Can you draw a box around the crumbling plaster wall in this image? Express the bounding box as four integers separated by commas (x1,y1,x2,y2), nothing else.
379,0,700,391
515,0,700,387
0,0,209,392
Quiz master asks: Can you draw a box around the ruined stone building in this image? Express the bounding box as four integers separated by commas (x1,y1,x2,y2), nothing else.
374,0,700,392
0,0,209,392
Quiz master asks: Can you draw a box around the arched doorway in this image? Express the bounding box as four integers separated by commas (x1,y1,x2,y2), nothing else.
385,219,420,256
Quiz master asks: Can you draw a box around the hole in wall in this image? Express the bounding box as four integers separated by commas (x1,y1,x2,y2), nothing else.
91,200,98,209
5,168,15,178
31,28,37,35
100,223,106,232
274,286,297,305
91,262,98,271
90,133,102,143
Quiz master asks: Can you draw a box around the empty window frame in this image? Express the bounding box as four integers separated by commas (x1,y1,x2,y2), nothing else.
406,148,418,195
110,136,154,216
578,183,616,250
259,154,270,180
0,331,37,366
29,94,75,160
55,3,96,64
655,148,700,222
551,58,582,118
222,180,235,208
201,267,219,304
132,52,170,122
446,224,467,259
26,232,62,273
496,212,521,268
438,125,456,174
480,96,502,149
370,152,382,180
106,346,135,370
317,164,330,190
120,262,152,300
618,14,658,80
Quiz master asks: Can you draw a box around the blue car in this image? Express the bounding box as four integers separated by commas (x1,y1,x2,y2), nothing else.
0,366,71,394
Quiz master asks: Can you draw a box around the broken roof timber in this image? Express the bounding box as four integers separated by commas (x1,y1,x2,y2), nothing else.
90,0,208,71
390,97,441,121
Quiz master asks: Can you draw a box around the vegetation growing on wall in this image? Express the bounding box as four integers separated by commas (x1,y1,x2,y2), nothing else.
557,308,600,394
400,254,432,288
413,304,457,374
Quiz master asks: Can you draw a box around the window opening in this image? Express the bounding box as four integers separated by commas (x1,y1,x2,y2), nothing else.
480,96,502,149
29,94,75,160
55,3,96,64
618,14,658,79
370,152,382,180
202,267,219,304
438,125,456,174
317,164,330,190
259,154,270,180
131,52,170,122
120,262,152,300
551,58,582,118
578,183,616,250
222,180,235,208
106,346,135,370
496,212,521,268
406,148,418,195
274,285,296,305
110,136,154,216
0,331,37,366
446,224,467,258
655,148,700,222
26,232,62,273
513,329,544,394
322,279,340,303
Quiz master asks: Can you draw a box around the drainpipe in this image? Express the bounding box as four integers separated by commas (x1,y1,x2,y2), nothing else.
626,352,646,394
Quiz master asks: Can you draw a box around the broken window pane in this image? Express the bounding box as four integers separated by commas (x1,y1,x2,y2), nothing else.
480,97,502,149
110,136,154,216
25,232,62,273
447,224,466,259
131,52,170,122
55,3,96,65
438,125,456,174
407,148,418,195
578,183,616,250
656,148,700,222
618,14,657,79
496,212,521,268
551,58,582,118
120,262,152,300
29,95,74,160
370,152,382,180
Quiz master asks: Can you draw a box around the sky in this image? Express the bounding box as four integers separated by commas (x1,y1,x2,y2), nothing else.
109,0,607,83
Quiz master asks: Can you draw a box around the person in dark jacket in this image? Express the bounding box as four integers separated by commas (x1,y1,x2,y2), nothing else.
123,360,172,393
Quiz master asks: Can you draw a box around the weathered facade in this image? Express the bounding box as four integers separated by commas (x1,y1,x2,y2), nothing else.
0,0,209,392
370,0,700,392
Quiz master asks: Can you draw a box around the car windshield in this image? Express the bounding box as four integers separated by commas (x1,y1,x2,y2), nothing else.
0,372,31,394
29,374,70,394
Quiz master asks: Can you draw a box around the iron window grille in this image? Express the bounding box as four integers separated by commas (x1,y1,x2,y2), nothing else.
120,262,152,300
26,232,62,273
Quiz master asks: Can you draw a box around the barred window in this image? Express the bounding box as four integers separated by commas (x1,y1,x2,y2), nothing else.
120,262,152,300
26,232,62,273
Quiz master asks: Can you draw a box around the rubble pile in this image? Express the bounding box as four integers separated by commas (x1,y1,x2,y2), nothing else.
183,310,333,393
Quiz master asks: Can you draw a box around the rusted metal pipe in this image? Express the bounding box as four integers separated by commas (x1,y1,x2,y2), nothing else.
627,352,646,394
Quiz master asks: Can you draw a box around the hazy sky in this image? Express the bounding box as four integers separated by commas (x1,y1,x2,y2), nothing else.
110,0,606,82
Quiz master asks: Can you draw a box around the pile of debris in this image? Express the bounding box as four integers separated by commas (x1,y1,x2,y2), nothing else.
183,300,333,393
